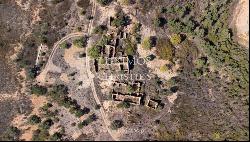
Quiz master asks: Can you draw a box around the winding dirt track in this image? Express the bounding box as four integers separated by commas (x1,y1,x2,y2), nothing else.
44,32,84,70
85,0,119,141
41,0,118,140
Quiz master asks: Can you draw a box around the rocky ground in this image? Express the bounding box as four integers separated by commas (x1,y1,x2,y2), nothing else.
0,0,248,141
231,0,249,48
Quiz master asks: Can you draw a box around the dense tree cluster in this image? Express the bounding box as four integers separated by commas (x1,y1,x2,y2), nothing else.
88,35,111,59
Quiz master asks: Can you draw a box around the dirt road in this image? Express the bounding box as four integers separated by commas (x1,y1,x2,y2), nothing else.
38,0,118,140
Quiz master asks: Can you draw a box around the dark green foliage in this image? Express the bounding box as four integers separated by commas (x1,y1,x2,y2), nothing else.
110,119,124,130
124,37,137,55
93,25,108,35
95,104,101,110
87,45,101,59
167,19,182,33
74,107,90,117
117,101,130,108
111,11,131,27
32,129,50,141
28,67,38,79
159,0,248,140
78,114,98,127
96,0,113,6
39,119,54,130
31,85,47,96
98,35,111,47
154,17,167,27
156,39,174,61
28,115,41,124
146,54,156,61
80,9,87,15
49,132,62,141
51,0,64,4
59,42,69,49
88,35,111,59
73,36,88,48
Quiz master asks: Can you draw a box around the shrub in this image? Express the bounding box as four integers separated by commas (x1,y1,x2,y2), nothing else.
93,25,107,35
69,106,78,114
117,101,130,108
154,17,167,27
95,104,101,110
73,36,88,48
32,129,49,141
80,9,87,15
51,0,64,4
141,37,152,50
160,65,168,72
96,0,113,6
74,109,85,118
28,115,41,124
111,11,131,27
110,120,124,130
87,45,101,59
39,119,54,130
98,35,111,47
31,85,47,96
194,57,207,68
132,23,141,34
59,42,69,49
170,34,182,46
99,57,106,64
119,0,134,5
124,38,137,55
1,126,21,141
78,114,97,127
76,0,90,9
78,122,84,129
156,39,174,61
146,54,156,61
49,132,62,141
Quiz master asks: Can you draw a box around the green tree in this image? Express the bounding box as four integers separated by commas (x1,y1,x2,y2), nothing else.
87,45,101,59
170,34,182,45
156,39,174,61
154,17,167,27
142,37,152,50
50,132,62,141
32,129,49,141
111,11,130,27
110,120,124,130
96,0,113,6
39,119,54,130
73,36,88,48
59,42,68,49
160,65,168,72
0,126,21,141
31,85,47,96
117,101,130,108
93,25,108,35
28,115,41,124
124,38,137,55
